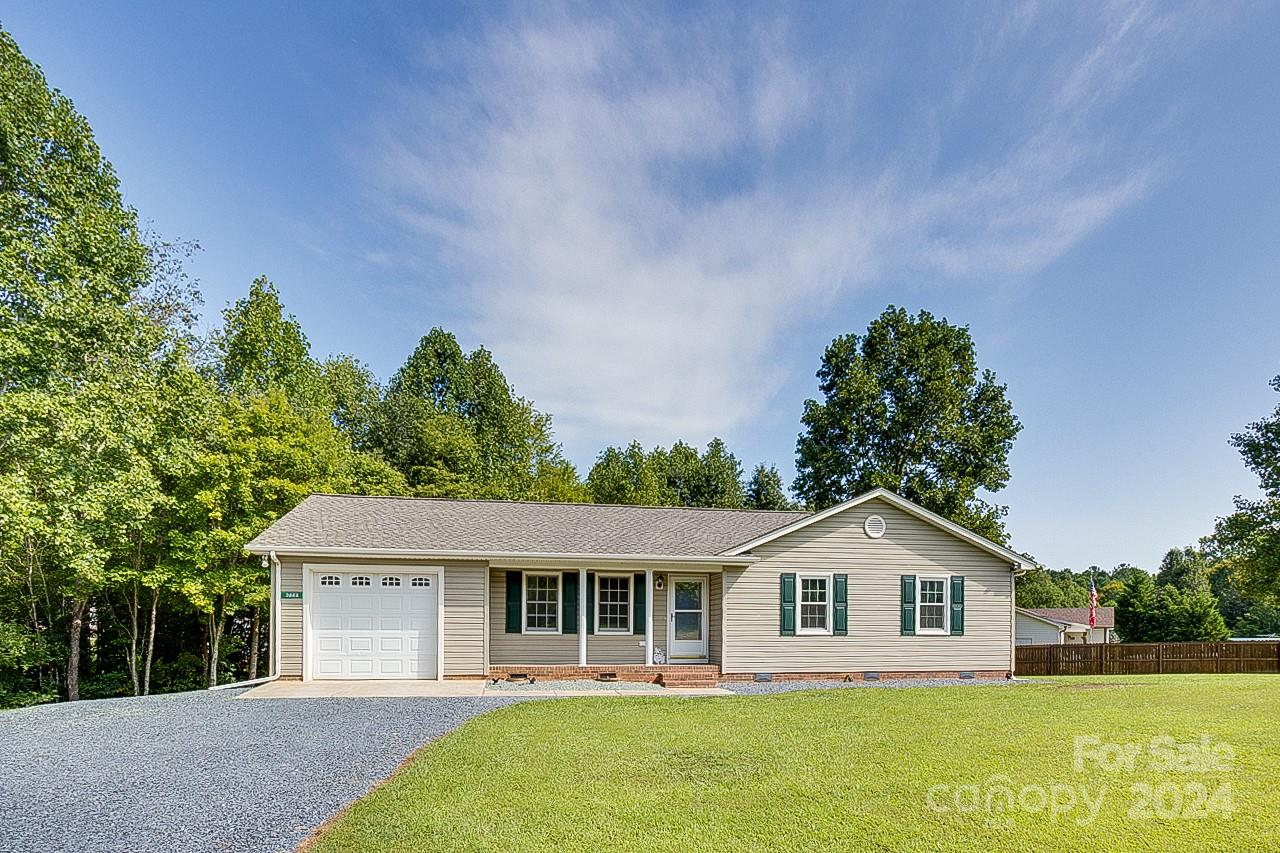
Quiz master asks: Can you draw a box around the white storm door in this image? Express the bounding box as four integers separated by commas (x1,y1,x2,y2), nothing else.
667,576,708,662
310,571,439,679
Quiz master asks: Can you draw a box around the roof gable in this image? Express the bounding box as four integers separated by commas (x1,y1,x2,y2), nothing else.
721,488,1035,568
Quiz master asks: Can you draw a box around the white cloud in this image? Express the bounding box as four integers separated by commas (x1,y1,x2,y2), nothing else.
364,2,1202,455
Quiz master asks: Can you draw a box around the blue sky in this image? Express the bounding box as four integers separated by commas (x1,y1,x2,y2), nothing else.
5,2,1279,571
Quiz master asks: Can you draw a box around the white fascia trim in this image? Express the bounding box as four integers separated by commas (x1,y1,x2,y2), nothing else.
1015,608,1074,628
246,545,756,566
720,487,1037,570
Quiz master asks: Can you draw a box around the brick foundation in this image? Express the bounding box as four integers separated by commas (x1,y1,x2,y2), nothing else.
488,664,720,687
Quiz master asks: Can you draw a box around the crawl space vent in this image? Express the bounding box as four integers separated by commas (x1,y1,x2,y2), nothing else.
864,514,887,539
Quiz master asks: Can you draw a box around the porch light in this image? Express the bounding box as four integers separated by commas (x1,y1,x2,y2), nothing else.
655,575,665,591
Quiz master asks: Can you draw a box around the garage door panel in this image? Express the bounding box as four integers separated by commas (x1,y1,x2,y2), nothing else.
310,570,438,680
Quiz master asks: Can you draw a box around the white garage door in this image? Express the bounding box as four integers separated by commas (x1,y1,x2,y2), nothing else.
309,570,439,679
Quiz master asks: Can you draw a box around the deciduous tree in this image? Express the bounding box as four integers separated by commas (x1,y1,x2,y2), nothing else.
794,307,1020,542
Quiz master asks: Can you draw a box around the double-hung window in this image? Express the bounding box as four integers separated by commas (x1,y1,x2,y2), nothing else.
596,574,631,633
798,574,832,635
917,577,948,633
524,573,560,633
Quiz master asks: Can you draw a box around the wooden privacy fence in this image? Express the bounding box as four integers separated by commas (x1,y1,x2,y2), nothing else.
1015,641,1280,676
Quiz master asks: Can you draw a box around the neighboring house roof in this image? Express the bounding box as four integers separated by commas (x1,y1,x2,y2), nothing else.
721,487,1036,569
246,494,808,560
1023,607,1115,629
1016,608,1070,629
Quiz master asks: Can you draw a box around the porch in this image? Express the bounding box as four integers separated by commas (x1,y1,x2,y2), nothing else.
489,566,726,679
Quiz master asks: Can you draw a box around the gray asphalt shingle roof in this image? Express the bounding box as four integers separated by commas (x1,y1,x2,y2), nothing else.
1024,607,1115,629
246,494,811,557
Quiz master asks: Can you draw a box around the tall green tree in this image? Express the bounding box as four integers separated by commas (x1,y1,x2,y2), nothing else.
587,441,670,505
745,464,795,510
376,328,583,501
586,438,751,508
1212,374,1280,603
0,29,166,700
1155,546,1212,595
1115,571,1229,642
793,306,1021,542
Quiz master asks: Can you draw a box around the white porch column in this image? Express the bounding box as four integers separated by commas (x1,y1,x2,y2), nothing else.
644,568,654,666
578,567,587,666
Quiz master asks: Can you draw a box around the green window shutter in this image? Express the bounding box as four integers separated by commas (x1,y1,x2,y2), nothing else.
779,573,796,636
950,575,965,636
562,572,578,635
900,575,916,636
632,573,646,635
833,573,848,636
586,572,595,634
505,571,522,633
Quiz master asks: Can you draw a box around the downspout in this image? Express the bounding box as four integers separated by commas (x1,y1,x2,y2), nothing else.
211,550,282,691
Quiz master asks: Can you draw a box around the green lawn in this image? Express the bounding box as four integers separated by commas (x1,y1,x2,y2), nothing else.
307,676,1277,852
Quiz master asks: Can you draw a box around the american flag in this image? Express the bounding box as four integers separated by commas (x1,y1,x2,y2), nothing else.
1089,577,1099,628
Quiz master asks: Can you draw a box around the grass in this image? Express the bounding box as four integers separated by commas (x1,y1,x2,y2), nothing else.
306,676,1278,852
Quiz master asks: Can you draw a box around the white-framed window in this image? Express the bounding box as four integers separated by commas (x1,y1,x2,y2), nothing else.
523,572,560,633
917,576,949,634
351,576,371,587
381,576,402,587
411,577,431,588
798,574,832,635
319,575,341,587
596,573,632,633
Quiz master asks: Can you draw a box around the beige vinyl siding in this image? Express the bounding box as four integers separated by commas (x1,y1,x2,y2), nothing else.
1015,611,1064,646
279,559,304,676
443,563,486,675
489,568,577,665
722,497,1015,674
273,555,486,678
709,572,723,665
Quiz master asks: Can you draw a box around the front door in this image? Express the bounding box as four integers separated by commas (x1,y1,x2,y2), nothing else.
668,575,708,662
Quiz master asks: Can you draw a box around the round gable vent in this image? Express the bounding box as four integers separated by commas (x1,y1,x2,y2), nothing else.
864,514,887,539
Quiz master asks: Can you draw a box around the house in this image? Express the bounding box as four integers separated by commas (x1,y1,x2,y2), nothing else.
245,487,1036,685
1015,607,1115,646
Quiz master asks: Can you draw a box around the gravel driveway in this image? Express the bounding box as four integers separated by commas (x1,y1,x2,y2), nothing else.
0,689,518,853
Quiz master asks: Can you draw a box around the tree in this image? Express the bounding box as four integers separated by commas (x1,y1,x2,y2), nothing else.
1155,546,1212,595
1015,570,1068,608
376,328,583,501
208,276,323,406
1212,374,1280,603
1114,572,1161,642
745,464,794,510
586,438,754,508
1115,571,1229,642
587,442,670,505
0,29,165,700
793,307,1021,542
323,354,382,450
